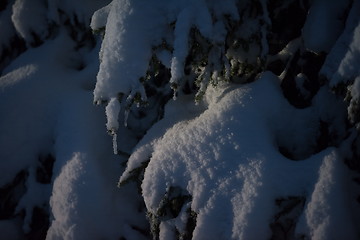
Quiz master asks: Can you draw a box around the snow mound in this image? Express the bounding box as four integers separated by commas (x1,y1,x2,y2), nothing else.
330,21,360,86
11,0,49,44
296,152,357,239
1,1,360,239
302,0,350,53
320,0,360,86
121,72,358,239
0,25,147,239
91,0,259,131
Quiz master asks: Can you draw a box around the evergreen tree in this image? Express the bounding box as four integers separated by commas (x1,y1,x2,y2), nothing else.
0,0,359,239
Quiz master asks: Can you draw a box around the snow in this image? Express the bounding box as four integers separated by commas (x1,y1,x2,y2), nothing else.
92,0,243,126
302,0,351,53
11,0,49,44
93,0,166,103
155,49,172,68
159,221,176,239
296,152,357,239
105,97,121,154
268,37,301,80
0,64,37,88
169,6,194,91
276,38,301,61
1,0,360,239
10,0,111,47
0,26,147,239
48,152,145,240
121,72,358,239
315,0,360,128
330,21,360,86
105,97,121,132
90,2,112,31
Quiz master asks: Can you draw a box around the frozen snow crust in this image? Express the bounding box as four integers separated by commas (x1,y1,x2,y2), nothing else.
1,0,360,239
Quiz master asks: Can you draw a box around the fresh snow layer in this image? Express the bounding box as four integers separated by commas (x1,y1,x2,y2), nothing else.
11,0,49,44
320,0,360,86
10,0,110,46
121,72,359,239
302,0,350,53
93,0,166,102
0,28,147,239
330,21,360,86
105,97,121,132
92,0,241,125
2,0,360,239
317,0,360,127
296,152,357,239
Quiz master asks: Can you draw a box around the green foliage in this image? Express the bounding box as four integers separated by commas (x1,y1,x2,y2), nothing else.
92,26,105,39
195,90,206,103
147,211,161,240
118,160,150,192
147,186,196,240
156,187,191,218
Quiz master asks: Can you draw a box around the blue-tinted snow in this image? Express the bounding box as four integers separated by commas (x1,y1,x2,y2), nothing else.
122,72,358,239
